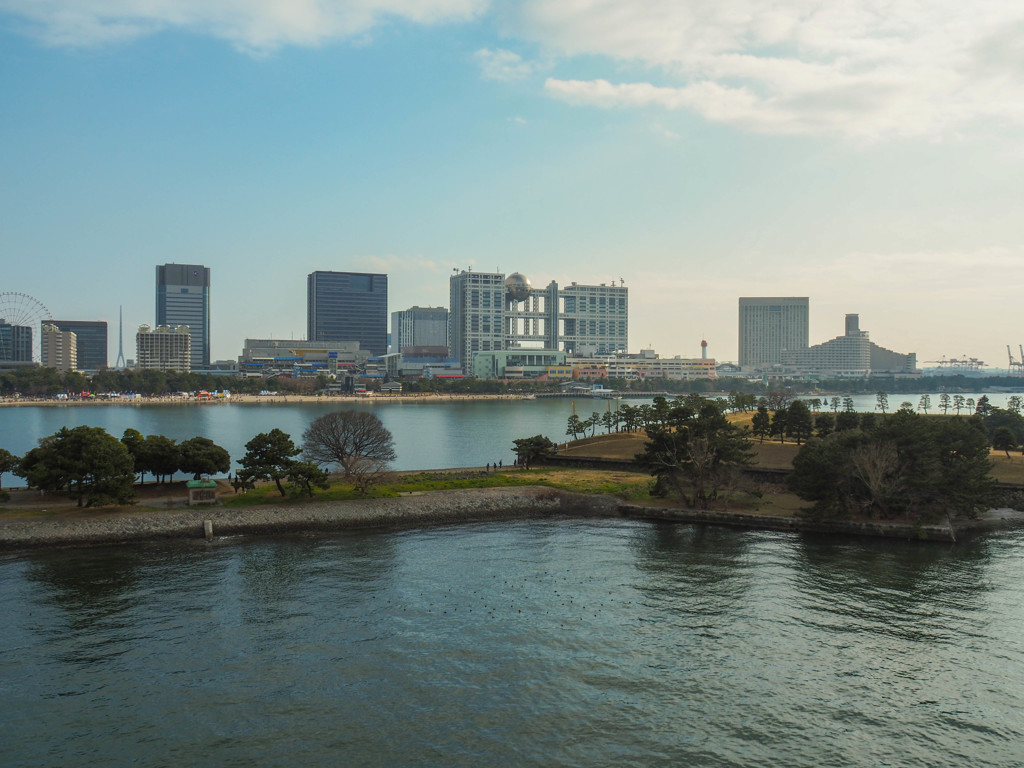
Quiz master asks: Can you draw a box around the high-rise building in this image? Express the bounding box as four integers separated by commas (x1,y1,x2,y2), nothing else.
156,264,210,370
41,324,77,373
391,306,449,354
449,270,629,374
0,320,32,362
449,271,508,369
738,297,809,371
136,324,191,372
307,271,388,356
49,320,107,370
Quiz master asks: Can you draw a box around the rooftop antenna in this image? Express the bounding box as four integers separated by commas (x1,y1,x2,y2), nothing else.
115,305,126,369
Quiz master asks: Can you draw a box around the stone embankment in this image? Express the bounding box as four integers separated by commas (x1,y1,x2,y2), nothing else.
0,487,621,550
3,487,1022,551
618,504,1024,542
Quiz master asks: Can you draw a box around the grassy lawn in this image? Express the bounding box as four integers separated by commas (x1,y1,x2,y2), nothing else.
558,429,801,470
221,468,656,507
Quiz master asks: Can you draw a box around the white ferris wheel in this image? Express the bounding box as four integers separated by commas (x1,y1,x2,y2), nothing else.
0,292,54,363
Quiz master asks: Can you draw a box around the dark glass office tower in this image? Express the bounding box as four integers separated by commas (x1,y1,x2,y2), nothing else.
307,271,387,356
156,264,210,369
0,321,32,362
49,320,108,370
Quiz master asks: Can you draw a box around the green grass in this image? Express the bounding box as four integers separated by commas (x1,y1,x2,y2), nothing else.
219,468,654,507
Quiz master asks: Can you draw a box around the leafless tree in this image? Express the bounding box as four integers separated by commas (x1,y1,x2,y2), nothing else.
302,411,396,487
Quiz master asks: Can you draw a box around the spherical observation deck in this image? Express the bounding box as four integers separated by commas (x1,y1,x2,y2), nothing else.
505,273,532,302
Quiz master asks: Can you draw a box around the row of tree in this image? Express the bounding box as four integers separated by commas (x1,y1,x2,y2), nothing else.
553,393,1002,522
0,411,398,506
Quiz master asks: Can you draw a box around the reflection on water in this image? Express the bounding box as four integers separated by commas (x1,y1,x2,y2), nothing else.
1,522,1023,768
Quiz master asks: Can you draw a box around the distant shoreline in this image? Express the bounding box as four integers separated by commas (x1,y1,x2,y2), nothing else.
0,393,530,408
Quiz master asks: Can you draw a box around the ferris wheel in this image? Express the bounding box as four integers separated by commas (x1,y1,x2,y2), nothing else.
0,292,53,363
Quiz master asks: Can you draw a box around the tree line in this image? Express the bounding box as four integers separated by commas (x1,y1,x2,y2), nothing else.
552,392,1014,522
0,411,396,506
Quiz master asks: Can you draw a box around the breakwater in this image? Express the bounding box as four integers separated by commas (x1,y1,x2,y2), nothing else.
4,485,1022,551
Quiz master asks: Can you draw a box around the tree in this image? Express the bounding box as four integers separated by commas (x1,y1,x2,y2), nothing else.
751,405,772,444
513,435,554,469
1007,395,1022,416
786,400,814,445
789,410,993,521
975,395,994,416
953,394,965,415
302,411,396,480
966,397,976,414
835,410,860,432
0,448,19,494
636,398,753,509
178,437,231,480
843,396,855,413
121,428,149,483
145,435,180,483
918,394,932,414
285,461,330,498
239,428,300,496
565,414,585,441
770,409,788,443
19,426,135,507
814,412,835,438
876,391,889,414
992,427,1017,459
938,393,951,415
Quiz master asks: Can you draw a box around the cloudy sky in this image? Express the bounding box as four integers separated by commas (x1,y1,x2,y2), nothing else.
2,0,1022,367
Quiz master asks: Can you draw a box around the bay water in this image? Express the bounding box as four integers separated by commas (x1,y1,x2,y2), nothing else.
2,520,1022,767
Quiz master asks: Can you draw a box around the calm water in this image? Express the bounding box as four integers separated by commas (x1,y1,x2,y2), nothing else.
2,520,1022,767
1,391,1018,473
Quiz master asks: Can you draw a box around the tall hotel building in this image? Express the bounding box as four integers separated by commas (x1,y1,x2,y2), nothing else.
307,271,388,356
738,297,809,371
449,270,628,373
156,264,210,370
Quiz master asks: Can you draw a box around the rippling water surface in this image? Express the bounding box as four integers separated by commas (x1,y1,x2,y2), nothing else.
2,521,1022,767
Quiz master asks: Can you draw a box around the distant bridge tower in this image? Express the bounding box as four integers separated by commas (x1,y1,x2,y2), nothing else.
115,305,126,369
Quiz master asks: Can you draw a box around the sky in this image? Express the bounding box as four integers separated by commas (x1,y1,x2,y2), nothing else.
1,0,1023,369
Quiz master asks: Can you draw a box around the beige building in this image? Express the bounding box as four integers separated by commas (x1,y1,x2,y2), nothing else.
41,323,77,373
136,324,191,373
781,314,918,378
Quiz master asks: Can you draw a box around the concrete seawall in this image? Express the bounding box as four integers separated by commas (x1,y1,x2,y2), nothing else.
0,487,621,550
2,486,1021,551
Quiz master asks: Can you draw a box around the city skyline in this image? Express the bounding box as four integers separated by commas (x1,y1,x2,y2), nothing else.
2,2,1023,368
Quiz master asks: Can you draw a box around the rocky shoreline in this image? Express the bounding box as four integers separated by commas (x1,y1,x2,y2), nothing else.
2,487,1022,551
0,487,621,550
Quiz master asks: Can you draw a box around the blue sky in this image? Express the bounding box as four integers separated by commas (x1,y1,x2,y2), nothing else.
2,1,1022,368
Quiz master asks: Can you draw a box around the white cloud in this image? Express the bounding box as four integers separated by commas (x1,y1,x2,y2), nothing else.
518,0,1024,140
474,47,535,81
0,0,486,50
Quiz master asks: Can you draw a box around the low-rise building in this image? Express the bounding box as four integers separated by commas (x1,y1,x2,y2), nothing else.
237,339,371,378
472,349,567,379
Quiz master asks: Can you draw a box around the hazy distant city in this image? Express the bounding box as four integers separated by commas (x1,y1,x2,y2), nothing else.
1,263,1014,385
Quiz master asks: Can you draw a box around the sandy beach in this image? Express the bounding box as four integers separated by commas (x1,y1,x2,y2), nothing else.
0,392,530,407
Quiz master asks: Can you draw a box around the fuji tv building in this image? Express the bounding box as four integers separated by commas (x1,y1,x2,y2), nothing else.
449,269,628,376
